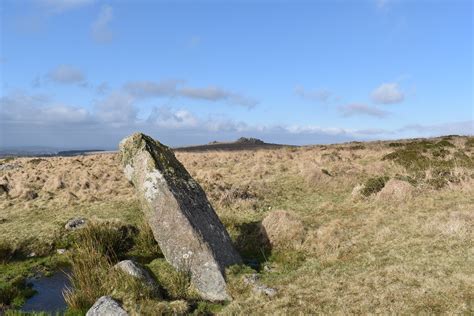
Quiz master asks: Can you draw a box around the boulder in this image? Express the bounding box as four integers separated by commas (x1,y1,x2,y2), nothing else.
119,133,242,301
86,296,128,316
261,210,305,250
114,260,158,290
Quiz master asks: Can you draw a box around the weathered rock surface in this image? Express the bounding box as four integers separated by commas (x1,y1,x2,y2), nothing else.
86,296,128,316
115,260,159,290
119,133,242,301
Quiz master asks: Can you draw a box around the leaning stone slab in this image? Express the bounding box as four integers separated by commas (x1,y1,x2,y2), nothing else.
119,133,242,301
86,296,128,316
115,260,159,291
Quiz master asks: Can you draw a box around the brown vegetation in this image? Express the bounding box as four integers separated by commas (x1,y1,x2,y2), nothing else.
0,135,473,313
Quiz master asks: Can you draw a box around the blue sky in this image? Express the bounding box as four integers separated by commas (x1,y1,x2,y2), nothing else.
1,0,473,149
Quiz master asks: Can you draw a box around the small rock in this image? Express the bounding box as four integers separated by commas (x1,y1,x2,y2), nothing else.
243,273,277,297
24,190,38,200
28,252,36,258
65,217,87,230
0,163,19,171
86,296,128,316
56,249,67,255
114,260,158,290
263,264,272,272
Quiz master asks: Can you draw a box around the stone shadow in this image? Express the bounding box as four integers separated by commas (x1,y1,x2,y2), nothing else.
233,221,271,271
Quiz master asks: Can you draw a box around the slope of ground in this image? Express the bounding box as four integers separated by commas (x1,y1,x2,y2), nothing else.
0,135,473,314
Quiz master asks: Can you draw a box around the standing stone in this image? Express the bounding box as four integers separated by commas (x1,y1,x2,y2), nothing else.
119,133,242,301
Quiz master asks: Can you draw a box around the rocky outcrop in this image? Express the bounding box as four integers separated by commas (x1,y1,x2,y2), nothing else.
86,296,128,316
235,137,264,145
119,133,242,301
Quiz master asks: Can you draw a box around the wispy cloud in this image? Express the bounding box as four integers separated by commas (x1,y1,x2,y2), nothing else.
179,86,258,108
375,0,390,10
91,5,113,43
399,121,474,135
123,80,181,98
37,0,95,14
371,83,404,104
123,80,258,108
294,85,331,103
188,36,201,48
339,103,390,118
47,65,86,85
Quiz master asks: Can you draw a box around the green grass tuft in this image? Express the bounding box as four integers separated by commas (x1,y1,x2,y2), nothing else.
361,176,390,197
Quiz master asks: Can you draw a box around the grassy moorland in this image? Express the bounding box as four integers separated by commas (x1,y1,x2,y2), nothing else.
0,135,473,314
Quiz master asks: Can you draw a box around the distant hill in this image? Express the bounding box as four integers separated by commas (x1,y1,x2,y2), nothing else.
174,137,294,152
0,148,105,158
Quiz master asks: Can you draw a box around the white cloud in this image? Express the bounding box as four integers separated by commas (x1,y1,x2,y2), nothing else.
294,85,331,103
371,83,404,104
91,5,113,43
94,92,137,124
0,92,90,124
37,0,95,14
47,65,86,84
147,106,199,129
339,104,390,118
3,91,469,149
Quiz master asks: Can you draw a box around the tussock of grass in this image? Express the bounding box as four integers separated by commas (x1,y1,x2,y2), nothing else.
465,137,474,147
127,219,162,262
361,176,389,197
147,259,195,300
63,222,161,313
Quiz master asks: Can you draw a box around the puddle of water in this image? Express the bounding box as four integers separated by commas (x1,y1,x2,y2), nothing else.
21,269,71,314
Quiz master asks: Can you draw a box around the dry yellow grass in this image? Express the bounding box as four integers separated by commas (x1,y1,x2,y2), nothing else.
0,136,473,313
